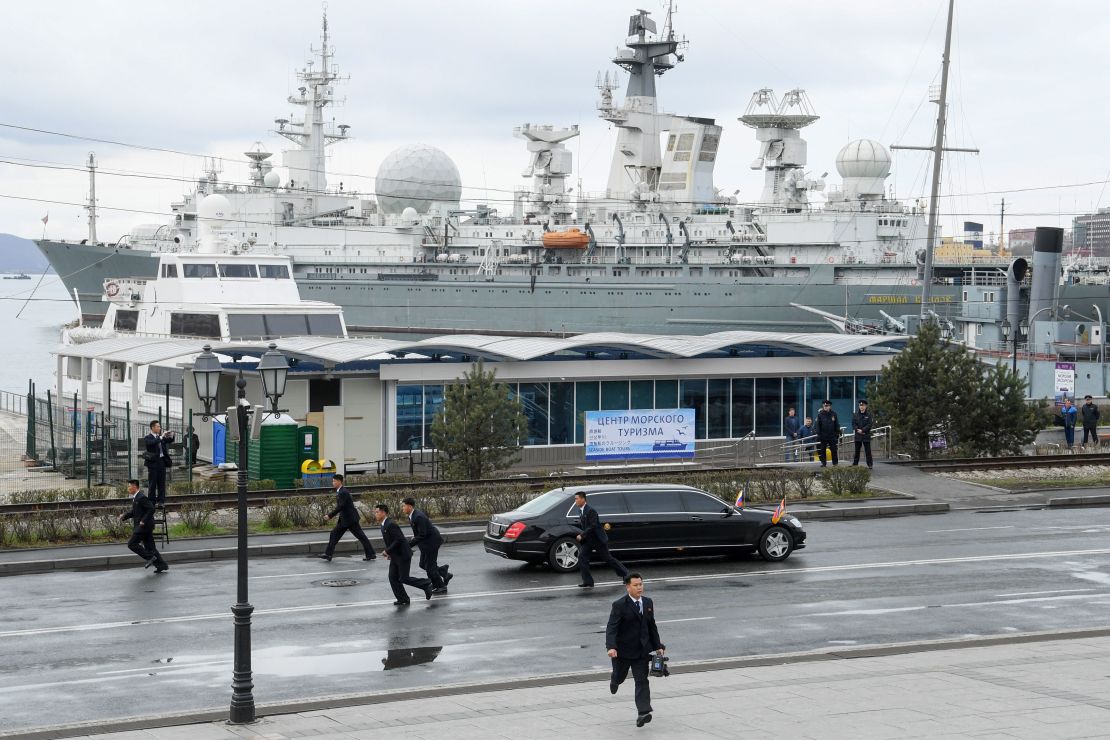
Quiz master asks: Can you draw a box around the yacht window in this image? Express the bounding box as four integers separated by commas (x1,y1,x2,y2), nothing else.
259,264,289,277
218,264,258,278
264,314,308,336
145,366,185,397
113,310,139,332
161,264,178,278
170,313,221,338
307,314,343,336
183,264,217,278
227,314,267,339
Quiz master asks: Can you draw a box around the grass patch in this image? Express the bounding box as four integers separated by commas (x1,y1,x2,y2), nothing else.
980,475,1110,491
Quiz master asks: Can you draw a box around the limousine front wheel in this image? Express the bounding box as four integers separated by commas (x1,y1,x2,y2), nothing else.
758,526,793,562
548,536,580,572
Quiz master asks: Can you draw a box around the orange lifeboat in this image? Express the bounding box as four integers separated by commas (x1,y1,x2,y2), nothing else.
542,228,590,249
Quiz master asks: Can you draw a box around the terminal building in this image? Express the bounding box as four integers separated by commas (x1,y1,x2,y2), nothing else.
57,331,906,471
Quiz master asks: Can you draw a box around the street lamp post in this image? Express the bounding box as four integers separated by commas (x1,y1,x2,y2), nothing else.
192,343,288,725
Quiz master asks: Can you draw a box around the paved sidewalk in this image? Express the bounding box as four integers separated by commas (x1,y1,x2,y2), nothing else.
45,632,1110,740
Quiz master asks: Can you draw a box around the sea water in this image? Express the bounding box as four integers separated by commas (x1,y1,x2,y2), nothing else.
0,274,77,395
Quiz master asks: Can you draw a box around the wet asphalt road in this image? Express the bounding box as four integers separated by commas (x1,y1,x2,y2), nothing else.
5,508,1110,731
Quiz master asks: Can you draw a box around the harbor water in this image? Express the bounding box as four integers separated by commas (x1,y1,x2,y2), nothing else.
0,274,76,396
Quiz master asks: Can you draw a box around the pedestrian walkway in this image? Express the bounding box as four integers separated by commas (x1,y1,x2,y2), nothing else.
56,631,1110,740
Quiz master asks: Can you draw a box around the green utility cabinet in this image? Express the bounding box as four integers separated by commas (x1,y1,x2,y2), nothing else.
224,414,300,489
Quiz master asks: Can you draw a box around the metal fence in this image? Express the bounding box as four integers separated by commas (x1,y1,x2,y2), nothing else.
0,385,193,500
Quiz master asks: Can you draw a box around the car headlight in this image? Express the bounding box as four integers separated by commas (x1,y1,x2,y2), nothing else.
786,516,803,529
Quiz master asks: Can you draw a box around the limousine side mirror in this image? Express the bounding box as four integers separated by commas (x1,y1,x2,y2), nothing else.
723,507,734,517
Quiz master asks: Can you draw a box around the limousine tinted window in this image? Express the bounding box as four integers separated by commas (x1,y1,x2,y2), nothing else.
626,490,682,513
566,492,626,516
682,490,729,513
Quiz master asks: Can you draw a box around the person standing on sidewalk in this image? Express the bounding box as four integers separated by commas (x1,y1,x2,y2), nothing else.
574,491,630,588
402,497,451,593
799,416,815,460
815,400,840,467
783,407,801,461
318,474,376,562
143,421,172,505
1061,396,1078,449
1082,395,1100,445
374,504,432,605
851,399,874,469
119,479,167,573
606,573,665,728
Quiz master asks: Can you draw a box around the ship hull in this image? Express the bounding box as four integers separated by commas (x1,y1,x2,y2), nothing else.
35,240,159,322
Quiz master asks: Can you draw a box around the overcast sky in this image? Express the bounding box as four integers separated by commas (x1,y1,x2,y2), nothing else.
2,0,1107,242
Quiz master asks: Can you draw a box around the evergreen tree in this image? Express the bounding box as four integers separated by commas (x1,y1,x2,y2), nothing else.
429,360,528,480
870,321,1038,458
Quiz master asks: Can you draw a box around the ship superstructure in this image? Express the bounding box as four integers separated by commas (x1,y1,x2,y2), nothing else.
37,6,1015,337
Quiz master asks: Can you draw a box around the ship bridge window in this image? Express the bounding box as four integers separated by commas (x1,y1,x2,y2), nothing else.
171,313,220,338
306,314,343,336
218,264,258,278
259,264,291,279
261,313,308,337
113,310,139,332
183,264,217,279
160,264,178,278
145,366,185,398
227,314,267,339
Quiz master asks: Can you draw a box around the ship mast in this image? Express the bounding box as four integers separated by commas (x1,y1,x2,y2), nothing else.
86,152,97,244
890,0,977,317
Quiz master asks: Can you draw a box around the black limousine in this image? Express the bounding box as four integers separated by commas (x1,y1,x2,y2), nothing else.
483,484,806,572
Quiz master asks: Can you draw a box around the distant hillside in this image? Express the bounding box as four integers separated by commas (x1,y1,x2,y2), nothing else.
0,233,50,273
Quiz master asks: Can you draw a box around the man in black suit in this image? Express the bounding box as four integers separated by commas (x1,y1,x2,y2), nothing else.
143,420,172,505
573,491,630,588
119,478,167,573
402,497,451,593
606,572,664,727
373,504,432,605
318,474,376,561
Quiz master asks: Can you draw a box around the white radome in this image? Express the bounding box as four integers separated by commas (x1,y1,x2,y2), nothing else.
198,193,232,225
263,171,281,188
835,139,892,180
375,143,462,214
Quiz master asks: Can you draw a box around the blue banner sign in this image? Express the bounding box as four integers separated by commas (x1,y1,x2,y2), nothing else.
584,409,695,460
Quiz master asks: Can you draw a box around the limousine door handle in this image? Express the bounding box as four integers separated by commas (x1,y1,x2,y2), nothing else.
690,516,704,521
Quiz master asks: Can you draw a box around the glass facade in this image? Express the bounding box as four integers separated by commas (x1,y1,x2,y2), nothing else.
392,375,882,451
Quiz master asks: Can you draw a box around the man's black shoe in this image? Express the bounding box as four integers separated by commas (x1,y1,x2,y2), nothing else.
636,713,652,727
143,556,157,569
154,565,168,573
610,681,619,695
393,600,410,606
363,556,376,561
316,554,332,561
577,583,593,588
423,586,433,600
432,586,448,595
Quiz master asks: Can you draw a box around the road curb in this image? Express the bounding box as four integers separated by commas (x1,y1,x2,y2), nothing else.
0,529,487,577
9,625,1110,740
790,502,948,520
1046,493,1110,507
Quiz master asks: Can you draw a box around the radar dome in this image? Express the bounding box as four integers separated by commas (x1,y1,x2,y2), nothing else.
835,139,892,180
263,171,281,188
401,206,419,222
198,193,232,226
375,143,461,215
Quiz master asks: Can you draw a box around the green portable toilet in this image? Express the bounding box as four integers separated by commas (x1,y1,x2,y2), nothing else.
297,425,320,465
225,413,300,489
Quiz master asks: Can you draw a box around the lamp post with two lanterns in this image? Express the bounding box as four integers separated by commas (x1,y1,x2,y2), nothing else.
192,343,289,725
999,317,1027,376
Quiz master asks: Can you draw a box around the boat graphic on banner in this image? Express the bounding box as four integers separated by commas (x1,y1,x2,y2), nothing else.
585,409,695,460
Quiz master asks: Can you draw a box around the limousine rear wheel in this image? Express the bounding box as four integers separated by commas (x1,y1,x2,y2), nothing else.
548,536,580,572
758,526,793,562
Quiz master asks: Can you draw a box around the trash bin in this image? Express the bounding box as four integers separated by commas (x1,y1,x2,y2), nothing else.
301,458,336,488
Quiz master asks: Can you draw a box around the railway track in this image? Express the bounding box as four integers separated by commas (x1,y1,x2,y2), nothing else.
911,453,1110,473
0,463,767,516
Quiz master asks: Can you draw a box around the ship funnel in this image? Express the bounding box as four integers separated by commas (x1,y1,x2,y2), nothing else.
1005,258,1028,330
1028,227,1064,320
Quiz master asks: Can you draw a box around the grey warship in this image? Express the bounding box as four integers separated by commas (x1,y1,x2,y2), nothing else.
38,8,1017,337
